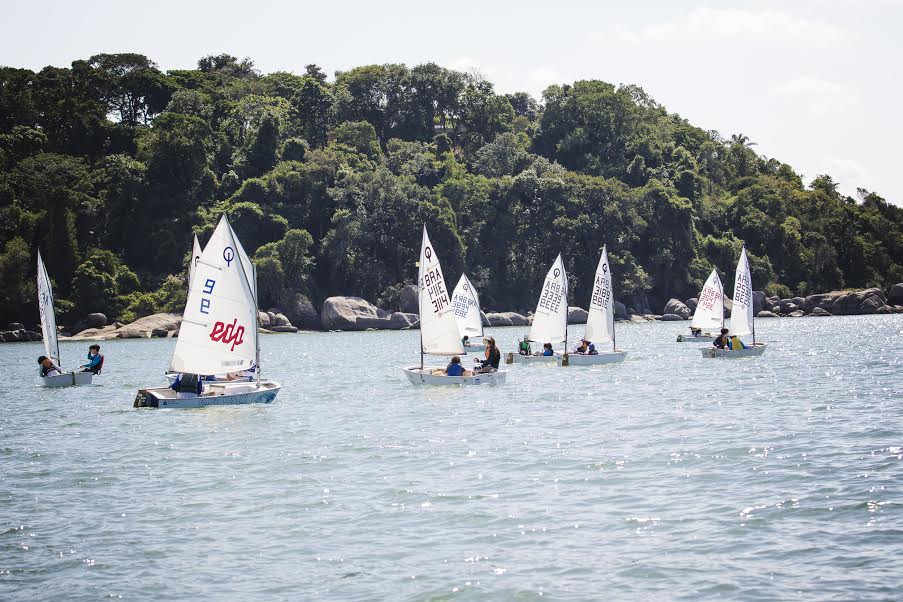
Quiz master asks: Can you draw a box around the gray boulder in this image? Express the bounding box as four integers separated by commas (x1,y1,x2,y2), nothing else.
484,312,513,327
614,301,628,320
805,288,886,315
787,310,805,317
480,310,490,327
116,313,182,339
7,322,24,331
285,294,321,330
756,311,778,318
399,284,419,314
685,298,698,312
663,299,691,320
500,311,529,326
889,283,903,306
257,311,271,328
753,291,766,315
766,295,781,306
270,325,299,333
151,328,169,338
792,296,806,307
389,312,420,329
320,296,392,331
273,313,292,327
567,306,588,324
661,313,685,321
858,295,885,315
810,307,832,316
782,303,799,314
86,313,107,329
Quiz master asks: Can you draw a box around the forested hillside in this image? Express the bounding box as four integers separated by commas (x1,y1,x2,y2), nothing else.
1,53,901,325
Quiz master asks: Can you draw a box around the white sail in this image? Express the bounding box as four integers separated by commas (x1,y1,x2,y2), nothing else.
188,235,203,290
730,246,755,337
584,246,614,347
418,226,464,356
451,273,483,339
529,254,568,345
691,268,725,330
36,251,60,366
170,216,258,375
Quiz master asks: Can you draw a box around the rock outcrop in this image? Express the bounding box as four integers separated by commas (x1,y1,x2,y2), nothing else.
86,313,108,329
685,298,698,312
804,288,887,315
663,299,691,320
399,285,419,314
320,296,392,331
567,306,588,324
661,313,685,321
756,311,778,318
484,312,513,327
389,312,420,329
114,313,182,339
753,291,766,315
810,307,832,316
614,301,628,321
286,293,321,330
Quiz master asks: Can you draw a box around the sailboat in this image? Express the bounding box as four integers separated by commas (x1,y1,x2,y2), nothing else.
506,254,568,364
451,273,486,353
703,245,767,358
403,226,506,385
134,215,281,408
37,251,93,387
566,245,627,366
678,269,724,342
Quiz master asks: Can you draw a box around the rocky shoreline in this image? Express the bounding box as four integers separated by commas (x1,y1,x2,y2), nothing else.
2,284,901,343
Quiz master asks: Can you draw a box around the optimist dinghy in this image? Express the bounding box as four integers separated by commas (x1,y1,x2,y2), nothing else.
702,245,767,359
562,245,627,366
403,227,506,386
36,251,92,387
678,268,724,343
506,254,568,365
451,273,486,353
134,215,282,408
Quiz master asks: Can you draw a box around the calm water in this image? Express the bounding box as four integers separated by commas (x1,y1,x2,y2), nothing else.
2,316,902,601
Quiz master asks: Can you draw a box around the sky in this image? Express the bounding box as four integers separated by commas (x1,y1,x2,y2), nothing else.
2,0,901,204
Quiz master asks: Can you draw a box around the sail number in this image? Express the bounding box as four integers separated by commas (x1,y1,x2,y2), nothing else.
421,267,450,314
539,280,564,313
200,278,216,314
590,270,611,309
452,293,476,318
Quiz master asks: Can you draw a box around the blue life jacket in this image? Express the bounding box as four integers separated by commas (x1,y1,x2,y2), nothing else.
446,362,464,376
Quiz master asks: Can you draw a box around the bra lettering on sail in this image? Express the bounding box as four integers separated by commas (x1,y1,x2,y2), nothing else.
210,318,245,351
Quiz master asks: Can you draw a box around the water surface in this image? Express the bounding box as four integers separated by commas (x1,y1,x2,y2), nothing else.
2,316,902,600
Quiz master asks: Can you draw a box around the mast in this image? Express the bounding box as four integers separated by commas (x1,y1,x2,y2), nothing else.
226,214,261,384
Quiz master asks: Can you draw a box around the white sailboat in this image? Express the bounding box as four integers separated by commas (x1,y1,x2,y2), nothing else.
451,273,486,352
507,254,568,364
678,268,724,342
37,251,93,387
565,245,627,366
135,215,281,408
703,245,766,358
403,226,506,385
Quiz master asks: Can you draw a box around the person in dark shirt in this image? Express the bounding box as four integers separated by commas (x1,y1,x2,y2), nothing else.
80,344,103,373
542,343,554,356
475,337,501,373
713,328,730,349
446,356,466,376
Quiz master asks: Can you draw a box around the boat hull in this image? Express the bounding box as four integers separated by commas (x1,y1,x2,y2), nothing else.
559,351,628,366
134,380,281,409
403,367,506,386
676,335,716,343
701,343,767,358
463,344,486,353
40,371,93,388
505,352,561,365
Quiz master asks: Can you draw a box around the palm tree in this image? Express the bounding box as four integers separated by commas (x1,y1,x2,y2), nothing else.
729,133,757,148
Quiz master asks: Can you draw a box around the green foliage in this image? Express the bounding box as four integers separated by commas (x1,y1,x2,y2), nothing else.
0,55,900,326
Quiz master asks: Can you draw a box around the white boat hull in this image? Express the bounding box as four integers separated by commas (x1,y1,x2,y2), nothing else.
40,371,93,388
134,380,281,409
559,351,628,366
676,335,716,343
701,343,767,358
505,352,561,365
403,366,506,386
463,344,486,353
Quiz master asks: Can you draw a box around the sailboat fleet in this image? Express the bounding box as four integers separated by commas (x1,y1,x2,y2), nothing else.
31,220,766,399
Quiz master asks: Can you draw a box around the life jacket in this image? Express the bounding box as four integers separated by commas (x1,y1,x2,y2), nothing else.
446,362,464,376
729,336,746,350
518,340,531,354
92,354,104,374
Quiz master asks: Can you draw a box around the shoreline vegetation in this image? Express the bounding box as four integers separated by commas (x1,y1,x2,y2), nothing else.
2,284,901,343
2,53,902,336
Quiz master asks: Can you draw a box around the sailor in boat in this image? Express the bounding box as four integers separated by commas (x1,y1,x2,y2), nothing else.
713,328,730,350
444,356,470,377
574,339,598,355
518,336,532,356
170,373,204,398
541,343,554,356
690,327,702,337
38,356,62,377
727,333,748,350
474,337,501,373
80,344,103,374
